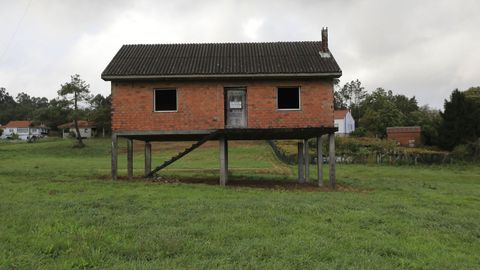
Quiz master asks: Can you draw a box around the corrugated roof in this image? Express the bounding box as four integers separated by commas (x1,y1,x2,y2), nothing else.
4,121,33,128
101,41,342,80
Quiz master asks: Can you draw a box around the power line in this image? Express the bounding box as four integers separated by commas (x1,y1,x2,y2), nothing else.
0,0,33,65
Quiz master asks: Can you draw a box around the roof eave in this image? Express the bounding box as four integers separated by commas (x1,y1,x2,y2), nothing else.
101,72,342,81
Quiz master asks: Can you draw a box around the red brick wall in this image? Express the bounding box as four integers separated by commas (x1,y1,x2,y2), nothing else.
111,79,334,132
387,131,422,146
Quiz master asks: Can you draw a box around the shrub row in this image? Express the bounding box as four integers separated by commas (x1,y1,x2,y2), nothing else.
268,137,464,165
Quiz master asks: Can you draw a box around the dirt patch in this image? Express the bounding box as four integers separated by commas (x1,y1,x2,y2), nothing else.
98,175,367,193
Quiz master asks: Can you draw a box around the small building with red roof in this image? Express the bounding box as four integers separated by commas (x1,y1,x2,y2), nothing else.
58,120,96,139
334,110,355,136
0,121,48,140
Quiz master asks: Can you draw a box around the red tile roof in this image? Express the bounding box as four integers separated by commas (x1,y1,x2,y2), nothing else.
57,120,95,129
4,121,33,128
334,110,349,119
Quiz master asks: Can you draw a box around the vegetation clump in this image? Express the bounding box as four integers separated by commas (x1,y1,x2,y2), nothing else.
273,137,454,165
334,80,479,157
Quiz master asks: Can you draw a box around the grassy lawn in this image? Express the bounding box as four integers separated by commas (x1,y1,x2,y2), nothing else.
0,138,479,269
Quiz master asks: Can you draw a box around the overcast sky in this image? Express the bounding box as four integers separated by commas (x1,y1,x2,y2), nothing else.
1,0,479,108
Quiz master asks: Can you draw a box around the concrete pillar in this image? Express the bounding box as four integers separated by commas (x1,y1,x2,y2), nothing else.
304,139,310,182
111,134,118,180
219,138,228,186
144,141,152,177
317,136,323,187
297,141,305,183
127,139,133,179
328,134,336,189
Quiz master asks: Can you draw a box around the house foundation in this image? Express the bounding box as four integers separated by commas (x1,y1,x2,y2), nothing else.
219,138,228,186
328,133,336,189
297,141,305,183
110,127,337,189
304,139,310,182
127,139,133,179
144,142,152,176
111,134,118,180
316,136,324,186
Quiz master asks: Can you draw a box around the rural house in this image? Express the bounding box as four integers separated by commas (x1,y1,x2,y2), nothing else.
387,126,422,147
0,121,48,141
58,120,96,139
334,109,355,136
102,28,342,186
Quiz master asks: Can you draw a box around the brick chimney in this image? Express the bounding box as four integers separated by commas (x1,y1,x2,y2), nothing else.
321,27,329,52
319,27,330,58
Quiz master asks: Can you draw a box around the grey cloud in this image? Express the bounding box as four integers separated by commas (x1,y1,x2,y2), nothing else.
1,0,479,108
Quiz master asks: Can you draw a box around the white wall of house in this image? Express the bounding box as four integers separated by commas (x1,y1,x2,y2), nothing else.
0,127,43,140
62,128,94,139
334,111,355,135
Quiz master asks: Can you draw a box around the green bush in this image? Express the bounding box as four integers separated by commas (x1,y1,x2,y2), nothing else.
451,144,471,161
10,133,20,140
471,139,480,161
451,139,480,161
350,127,367,137
273,136,452,165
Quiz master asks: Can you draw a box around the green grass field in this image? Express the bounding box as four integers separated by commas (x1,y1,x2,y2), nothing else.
1,138,479,269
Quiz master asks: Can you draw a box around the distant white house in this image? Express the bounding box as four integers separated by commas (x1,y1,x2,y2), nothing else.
38,124,49,135
334,110,355,136
0,121,48,140
58,120,96,139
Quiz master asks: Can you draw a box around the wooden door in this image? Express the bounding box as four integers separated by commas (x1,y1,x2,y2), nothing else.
225,89,247,128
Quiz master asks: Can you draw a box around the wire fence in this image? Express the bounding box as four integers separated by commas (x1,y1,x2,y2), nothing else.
267,140,455,165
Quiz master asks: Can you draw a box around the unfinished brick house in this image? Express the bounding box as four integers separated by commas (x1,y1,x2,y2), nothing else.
102,27,342,187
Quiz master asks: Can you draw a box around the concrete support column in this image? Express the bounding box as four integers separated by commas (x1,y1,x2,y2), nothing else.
111,134,118,180
304,139,310,182
297,141,305,183
127,139,133,179
219,138,228,186
317,136,323,187
328,134,336,189
144,141,152,177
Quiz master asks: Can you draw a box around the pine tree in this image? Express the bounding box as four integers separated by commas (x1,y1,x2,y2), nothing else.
439,89,479,150
58,75,91,148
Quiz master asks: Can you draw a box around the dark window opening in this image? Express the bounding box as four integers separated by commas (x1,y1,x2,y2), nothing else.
277,87,300,110
154,89,177,111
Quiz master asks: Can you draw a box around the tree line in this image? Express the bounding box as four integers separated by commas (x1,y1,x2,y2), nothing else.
334,79,480,152
1,75,479,154
0,75,111,144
